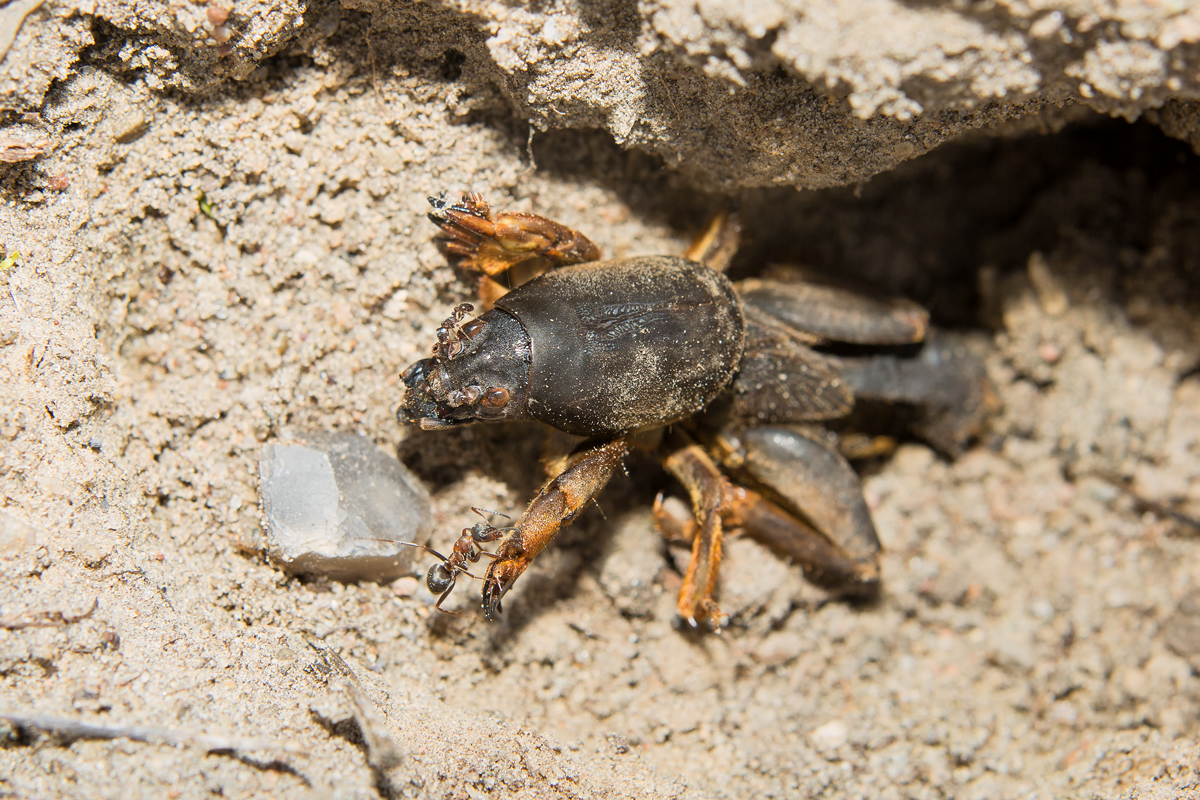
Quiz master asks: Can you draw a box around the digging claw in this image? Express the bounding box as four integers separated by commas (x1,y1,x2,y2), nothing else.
427,192,600,278
481,555,525,621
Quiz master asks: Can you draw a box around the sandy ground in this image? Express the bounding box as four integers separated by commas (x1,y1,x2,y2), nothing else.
4,3,1200,799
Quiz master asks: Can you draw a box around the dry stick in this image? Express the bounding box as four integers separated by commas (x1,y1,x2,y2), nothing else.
1098,473,1200,532
0,711,300,756
305,640,404,771
0,597,98,629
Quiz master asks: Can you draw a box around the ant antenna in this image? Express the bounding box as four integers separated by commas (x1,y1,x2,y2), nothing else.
471,506,511,521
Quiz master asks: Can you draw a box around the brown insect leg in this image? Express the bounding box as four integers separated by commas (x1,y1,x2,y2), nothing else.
683,210,741,273
482,437,630,620
723,426,881,588
476,274,510,308
661,441,731,627
652,493,696,544
725,486,879,595
429,193,601,283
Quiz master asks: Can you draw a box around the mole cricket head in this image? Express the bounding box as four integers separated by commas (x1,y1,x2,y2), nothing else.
397,307,532,430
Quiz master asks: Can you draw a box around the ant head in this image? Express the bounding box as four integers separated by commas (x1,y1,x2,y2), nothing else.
468,521,501,544
468,508,512,544
427,561,454,595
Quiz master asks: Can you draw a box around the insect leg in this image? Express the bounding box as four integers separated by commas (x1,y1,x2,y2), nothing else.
723,485,879,595
827,330,994,456
481,437,630,620
683,209,741,273
660,439,730,628
427,193,601,284
721,426,881,593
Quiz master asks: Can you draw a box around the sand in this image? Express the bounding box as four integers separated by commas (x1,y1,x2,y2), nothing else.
3,1,1200,797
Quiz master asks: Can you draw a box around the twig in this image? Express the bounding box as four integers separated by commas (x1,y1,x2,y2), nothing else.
0,710,300,757
1096,474,1200,532
344,681,404,772
305,640,404,770
0,597,98,629
0,135,51,163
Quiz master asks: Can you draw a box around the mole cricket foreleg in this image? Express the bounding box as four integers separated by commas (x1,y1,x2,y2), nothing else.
428,192,603,306
427,193,601,295
481,437,630,620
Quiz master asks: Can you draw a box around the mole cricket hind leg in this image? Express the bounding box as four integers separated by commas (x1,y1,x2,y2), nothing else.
481,437,630,620
428,192,602,293
724,486,880,597
736,277,929,346
827,329,995,457
718,425,881,596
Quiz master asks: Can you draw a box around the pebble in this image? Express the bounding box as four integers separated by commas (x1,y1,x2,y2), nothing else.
259,430,431,582
1164,589,1200,660
72,533,111,567
0,512,35,555
810,720,849,750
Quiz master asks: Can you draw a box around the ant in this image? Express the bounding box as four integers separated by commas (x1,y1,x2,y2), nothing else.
397,507,512,614
433,302,486,360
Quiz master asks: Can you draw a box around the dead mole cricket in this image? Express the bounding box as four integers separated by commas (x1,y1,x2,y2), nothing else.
399,192,991,628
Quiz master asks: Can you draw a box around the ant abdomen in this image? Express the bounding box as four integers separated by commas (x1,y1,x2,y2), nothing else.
427,561,454,595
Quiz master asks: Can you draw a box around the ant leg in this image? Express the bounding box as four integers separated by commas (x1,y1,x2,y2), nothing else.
432,584,458,614
481,437,630,620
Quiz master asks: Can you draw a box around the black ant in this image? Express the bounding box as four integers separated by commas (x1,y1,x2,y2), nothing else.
433,302,486,360
397,507,512,614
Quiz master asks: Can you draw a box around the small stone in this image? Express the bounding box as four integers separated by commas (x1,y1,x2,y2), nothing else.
390,576,420,597
1030,599,1055,620
810,720,849,750
319,199,347,225
72,533,111,567
112,110,148,144
1047,700,1078,726
1164,590,1200,660
988,616,1036,672
283,131,307,154
753,630,805,667
258,431,432,582
1037,342,1062,364
605,734,631,755
0,513,36,555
